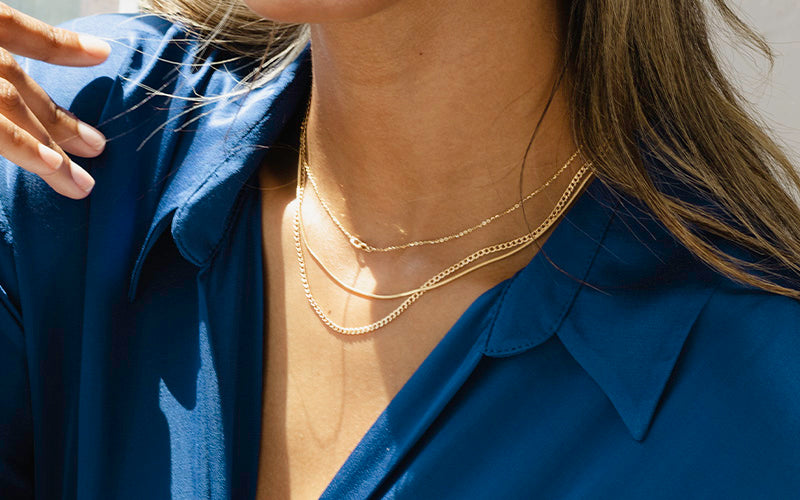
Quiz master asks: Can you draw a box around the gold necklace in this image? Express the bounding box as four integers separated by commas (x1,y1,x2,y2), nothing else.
299,163,592,300
300,129,581,253
293,154,594,335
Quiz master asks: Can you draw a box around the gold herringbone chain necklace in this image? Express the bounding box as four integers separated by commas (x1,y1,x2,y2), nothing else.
293,148,594,335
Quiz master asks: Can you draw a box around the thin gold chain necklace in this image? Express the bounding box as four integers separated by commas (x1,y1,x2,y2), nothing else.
300,124,581,253
293,153,594,335
299,164,592,300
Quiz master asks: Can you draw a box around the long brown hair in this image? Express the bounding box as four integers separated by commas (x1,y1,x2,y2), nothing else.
140,0,800,298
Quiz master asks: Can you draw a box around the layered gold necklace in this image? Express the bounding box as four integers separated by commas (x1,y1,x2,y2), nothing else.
293,119,594,335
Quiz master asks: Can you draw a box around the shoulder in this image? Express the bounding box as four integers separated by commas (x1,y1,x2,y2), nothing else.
0,11,310,311
2,12,220,207
0,14,190,265
18,14,188,118
595,182,800,473
656,281,800,489
616,176,800,417
0,13,296,308
679,280,800,445
682,225,800,384
691,281,800,381
572,178,800,439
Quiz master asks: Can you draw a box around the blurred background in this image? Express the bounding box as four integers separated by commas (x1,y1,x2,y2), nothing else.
7,0,139,24
5,0,800,160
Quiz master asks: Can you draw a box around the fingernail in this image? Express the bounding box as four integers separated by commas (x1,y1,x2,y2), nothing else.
77,122,106,152
38,144,63,171
70,161,95,194
78,34,111,59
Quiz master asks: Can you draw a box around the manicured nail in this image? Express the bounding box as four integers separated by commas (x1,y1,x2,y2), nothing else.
70,161,95,194
77,122,106,152
78,34,111,59
38,143,63,171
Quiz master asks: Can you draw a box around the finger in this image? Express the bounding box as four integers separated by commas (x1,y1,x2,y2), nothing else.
0,49,105,157
0,113,94,199
0,75,94,169
0,3,110,66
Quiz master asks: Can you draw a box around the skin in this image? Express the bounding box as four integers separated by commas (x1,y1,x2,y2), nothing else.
8,0,577,497
0,3,109,198
251,0,579,498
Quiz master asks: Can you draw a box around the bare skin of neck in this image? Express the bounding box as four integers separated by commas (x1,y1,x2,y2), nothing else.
305,0,575,245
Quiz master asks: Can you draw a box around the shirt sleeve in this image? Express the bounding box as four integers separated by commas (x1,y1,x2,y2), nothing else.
0,225,32,498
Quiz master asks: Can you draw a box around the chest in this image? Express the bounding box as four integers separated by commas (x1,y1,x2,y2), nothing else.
253,177,536,499
253,190,458,499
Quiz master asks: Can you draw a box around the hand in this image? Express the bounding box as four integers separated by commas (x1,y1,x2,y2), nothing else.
0,3,111,199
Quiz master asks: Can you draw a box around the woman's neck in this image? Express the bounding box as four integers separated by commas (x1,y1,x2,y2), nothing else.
305,0,575,243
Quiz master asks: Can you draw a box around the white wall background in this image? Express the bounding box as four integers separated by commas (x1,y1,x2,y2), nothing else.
5,0,138,25
724,0,800,160
5,0,800,160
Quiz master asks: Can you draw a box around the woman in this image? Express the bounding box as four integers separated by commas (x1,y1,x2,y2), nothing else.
0,0,798,498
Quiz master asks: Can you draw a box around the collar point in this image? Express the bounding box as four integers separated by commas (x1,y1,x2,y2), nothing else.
616,403,658,442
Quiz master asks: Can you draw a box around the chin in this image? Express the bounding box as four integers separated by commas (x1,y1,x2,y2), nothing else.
242,0,404,23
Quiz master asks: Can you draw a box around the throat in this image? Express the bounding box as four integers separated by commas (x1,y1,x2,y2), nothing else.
302,0,574,236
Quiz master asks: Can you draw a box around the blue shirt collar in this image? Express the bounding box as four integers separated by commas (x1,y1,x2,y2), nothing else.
484,178,719,441
128,48,719,442
128,46,312,299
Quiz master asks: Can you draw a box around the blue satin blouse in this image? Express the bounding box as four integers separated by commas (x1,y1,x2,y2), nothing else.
0,14,798,500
